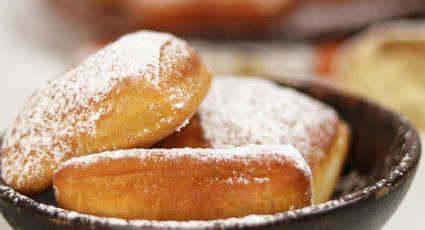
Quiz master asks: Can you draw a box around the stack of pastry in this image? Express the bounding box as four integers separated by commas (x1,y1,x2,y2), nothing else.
1,31,350,220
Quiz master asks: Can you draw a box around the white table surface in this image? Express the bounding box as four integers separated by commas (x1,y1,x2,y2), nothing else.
0,0,423,229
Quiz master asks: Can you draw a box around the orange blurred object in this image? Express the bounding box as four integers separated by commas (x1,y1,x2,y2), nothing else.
314,39,345,77
52,0,296,38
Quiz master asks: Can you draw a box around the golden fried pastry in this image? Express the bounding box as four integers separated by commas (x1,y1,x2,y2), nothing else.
332,21,425,129
1,31,212,194
156,76,350,204
53,145,312,220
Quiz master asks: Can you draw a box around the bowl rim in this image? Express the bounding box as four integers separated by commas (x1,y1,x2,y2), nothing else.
0,79,421,229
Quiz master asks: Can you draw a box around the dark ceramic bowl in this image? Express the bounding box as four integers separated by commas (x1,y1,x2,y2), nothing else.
0,78,421,230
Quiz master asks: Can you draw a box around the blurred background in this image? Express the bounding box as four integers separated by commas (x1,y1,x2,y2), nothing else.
0,0,425,229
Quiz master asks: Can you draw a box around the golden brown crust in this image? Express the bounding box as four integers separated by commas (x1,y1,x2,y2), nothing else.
53,146,311,220
1,31,212,194
310,122,350,203
83,44,211,152
156,114,211,149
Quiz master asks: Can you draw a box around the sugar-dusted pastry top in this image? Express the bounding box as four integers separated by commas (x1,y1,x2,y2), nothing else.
203,77,338,159
58,144,311,178
1,31,212,193
159,76,339,163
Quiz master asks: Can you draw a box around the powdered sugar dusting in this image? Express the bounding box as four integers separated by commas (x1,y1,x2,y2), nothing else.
58,145,311,178
176,117,191,132
198,76,338,161
1,31,192,189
